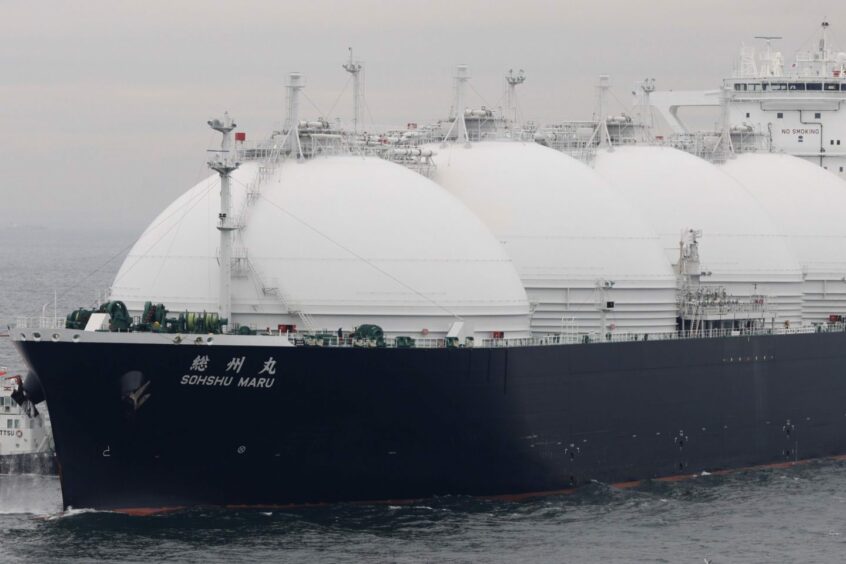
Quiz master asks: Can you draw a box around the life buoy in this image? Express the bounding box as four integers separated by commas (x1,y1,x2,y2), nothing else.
15,430,22,438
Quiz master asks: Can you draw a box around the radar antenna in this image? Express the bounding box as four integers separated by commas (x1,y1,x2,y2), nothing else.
207,112,240,328
342,48,363,134
753,35,783,77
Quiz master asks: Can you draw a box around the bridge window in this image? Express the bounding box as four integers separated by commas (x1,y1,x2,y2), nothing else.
825,83,839,91
5,420,10,429
789,83,806,91
747,83,761,91
807,83,822,91
777,112,784,118
771,83,787,91
734,83,746,91
838,140,841,145
746,112,750,118
816,112,822,119
842,84,846,91
841,167,844,172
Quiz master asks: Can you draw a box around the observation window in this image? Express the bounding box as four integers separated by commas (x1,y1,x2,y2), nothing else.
746,113,750,118
777,112,784,118
815,112,822,119
5,420,11,429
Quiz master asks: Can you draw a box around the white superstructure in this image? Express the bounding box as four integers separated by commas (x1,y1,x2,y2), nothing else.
427,141,678,336
721,152,846,323
593,146,805,327
0,374,51,457
650,21,846,177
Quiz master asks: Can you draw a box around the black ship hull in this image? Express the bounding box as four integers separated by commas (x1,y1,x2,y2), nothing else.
13,330,846,512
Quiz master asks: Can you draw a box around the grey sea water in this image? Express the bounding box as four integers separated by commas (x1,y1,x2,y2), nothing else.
2,227,846,563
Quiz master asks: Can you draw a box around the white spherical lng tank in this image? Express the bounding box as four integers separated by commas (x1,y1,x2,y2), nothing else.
594,146,804,325
427,141,678,336
111,155,532,338
722,153,846,324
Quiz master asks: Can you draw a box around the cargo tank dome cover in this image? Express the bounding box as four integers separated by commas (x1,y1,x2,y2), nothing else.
594,146,804,323
722,152,846,323
428,141,678,335
111,156,531,336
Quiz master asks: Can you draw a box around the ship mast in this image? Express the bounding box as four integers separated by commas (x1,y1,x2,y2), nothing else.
596,75,613,150
207,112,240,329
713,85,735,162
504,69,526,126
820,20,830,60
638,78,656,135
443,65,470,145
342,48,363,134
284,72,305,159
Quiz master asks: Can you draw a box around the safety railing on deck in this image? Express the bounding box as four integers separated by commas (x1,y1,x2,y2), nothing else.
14,317,66,330
480,324,844,348
14,317,845,349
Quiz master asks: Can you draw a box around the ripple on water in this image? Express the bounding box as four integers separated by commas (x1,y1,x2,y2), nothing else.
2,462,846,563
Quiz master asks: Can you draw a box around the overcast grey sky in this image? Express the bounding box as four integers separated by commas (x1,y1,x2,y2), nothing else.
2,0,844,231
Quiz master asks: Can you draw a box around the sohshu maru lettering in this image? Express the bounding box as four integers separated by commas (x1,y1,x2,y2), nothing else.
180,356,276,388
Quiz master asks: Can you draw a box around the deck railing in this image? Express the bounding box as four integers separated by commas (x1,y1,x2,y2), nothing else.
13,317,66,330
15,316,845,349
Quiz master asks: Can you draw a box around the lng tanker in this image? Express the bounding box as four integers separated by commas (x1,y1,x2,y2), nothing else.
11,65,846,513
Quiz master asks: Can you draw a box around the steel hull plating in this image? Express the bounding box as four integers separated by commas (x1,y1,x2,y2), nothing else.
0,453,57,475
13,331,846,511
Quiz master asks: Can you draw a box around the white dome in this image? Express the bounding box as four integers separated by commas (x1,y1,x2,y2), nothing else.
111,156,531,338
428,141,678,335
722,153,846,323
594,146,804,324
